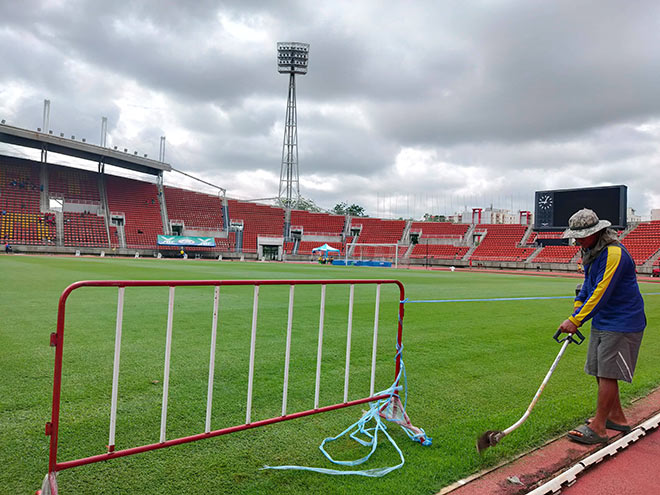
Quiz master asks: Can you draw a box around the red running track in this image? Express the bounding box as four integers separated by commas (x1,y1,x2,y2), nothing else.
561,426,660,495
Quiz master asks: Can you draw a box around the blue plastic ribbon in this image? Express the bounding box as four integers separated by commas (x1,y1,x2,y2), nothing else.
263,338,431,477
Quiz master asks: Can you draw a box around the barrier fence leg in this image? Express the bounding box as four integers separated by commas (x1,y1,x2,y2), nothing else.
39,472,58,495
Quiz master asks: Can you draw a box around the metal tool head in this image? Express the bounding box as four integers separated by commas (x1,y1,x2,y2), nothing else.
476,430,503,453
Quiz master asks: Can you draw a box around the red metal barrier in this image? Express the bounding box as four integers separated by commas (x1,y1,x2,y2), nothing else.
41,279,405,494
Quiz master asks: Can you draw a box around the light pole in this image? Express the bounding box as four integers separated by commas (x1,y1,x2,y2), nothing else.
277,42,309,212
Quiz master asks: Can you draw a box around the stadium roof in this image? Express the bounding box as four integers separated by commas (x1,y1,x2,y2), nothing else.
0,122,171,176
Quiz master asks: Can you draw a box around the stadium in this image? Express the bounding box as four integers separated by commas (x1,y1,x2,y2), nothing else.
1,133,659,273
2,114,660,495
2,4,660,494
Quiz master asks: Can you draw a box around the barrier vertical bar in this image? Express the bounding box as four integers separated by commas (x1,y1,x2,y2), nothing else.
314,284,326,409
281,285,295,416
343,284,355,403
205,286,220,433
108,287,125,452
395,283,404,382
369,284,381,397
160,287,175,443
246,285,260,424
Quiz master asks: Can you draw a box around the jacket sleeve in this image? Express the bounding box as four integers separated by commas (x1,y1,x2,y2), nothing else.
569,246,623,327
573,282,588,311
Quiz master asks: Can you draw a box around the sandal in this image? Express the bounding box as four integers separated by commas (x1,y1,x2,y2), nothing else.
585,419,632,434
567,424,609,445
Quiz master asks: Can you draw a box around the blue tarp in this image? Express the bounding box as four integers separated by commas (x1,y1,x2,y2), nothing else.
331,260,392,267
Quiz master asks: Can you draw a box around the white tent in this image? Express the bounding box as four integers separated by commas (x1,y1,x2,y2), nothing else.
311,243,340,255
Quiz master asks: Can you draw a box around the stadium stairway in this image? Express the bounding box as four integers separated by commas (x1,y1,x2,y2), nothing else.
519,223,535,245
643,247,660,268
462,244,478,261
525,246,544,262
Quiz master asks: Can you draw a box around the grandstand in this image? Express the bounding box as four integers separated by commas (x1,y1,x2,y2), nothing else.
1,128,660,273
62,212,106,247
532,245,580,263
471,224,536,262
409,221,470,260
226,199,285,253
620,221,660,265
529,230,580,263
163,185,224,231
106,175,163,249
290,209,345,236
286,209,346,255
350,217,406,244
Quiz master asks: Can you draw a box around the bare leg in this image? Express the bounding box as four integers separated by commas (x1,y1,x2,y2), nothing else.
605,379,627,426
573,377,625,438
589,377,620,436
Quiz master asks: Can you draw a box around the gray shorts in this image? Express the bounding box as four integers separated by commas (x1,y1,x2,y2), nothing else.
585,328,644,383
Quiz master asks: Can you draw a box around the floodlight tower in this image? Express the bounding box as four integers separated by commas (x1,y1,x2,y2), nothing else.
277,42,309,210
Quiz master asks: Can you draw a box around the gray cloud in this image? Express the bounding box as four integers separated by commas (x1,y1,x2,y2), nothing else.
2,0,660,217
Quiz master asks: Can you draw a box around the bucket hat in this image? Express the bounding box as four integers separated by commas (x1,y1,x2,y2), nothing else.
561,208,611,239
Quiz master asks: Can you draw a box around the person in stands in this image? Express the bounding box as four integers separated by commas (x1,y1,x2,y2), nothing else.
5,242,12,253
558,209,646,445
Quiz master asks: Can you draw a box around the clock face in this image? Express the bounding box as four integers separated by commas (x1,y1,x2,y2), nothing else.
538,194,553,209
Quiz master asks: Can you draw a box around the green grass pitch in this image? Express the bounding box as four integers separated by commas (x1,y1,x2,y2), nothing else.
1,255,658,494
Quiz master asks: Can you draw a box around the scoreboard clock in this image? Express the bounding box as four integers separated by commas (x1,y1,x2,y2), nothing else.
533,185,627,231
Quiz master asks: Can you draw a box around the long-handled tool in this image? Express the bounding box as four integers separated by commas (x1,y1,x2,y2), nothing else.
476,328,585,453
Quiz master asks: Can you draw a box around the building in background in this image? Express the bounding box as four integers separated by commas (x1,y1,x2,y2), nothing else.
627,207,641,223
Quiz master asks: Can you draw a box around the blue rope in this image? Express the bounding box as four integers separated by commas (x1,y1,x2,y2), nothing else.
402,292,660,304
404,295,574,303
263,328,431,477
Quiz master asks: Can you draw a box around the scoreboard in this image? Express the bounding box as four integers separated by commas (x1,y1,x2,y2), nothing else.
534,185,627,231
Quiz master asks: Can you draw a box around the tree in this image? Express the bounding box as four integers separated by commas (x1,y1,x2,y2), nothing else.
423,213,447,222
332,202,348,215
332,202,366,217
346,203,366,217
296,196,322,212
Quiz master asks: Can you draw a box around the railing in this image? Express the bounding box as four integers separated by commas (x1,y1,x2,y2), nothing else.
41,278,405,494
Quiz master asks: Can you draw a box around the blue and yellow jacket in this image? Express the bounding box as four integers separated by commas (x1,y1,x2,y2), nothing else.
570,243,646,333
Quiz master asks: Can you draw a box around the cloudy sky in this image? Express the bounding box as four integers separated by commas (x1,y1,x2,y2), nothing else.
1,0,660,219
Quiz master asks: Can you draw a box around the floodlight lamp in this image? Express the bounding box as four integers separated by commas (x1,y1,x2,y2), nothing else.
60,133,64,137
277,41,309,75
37,127,41,132
1,119,5,124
